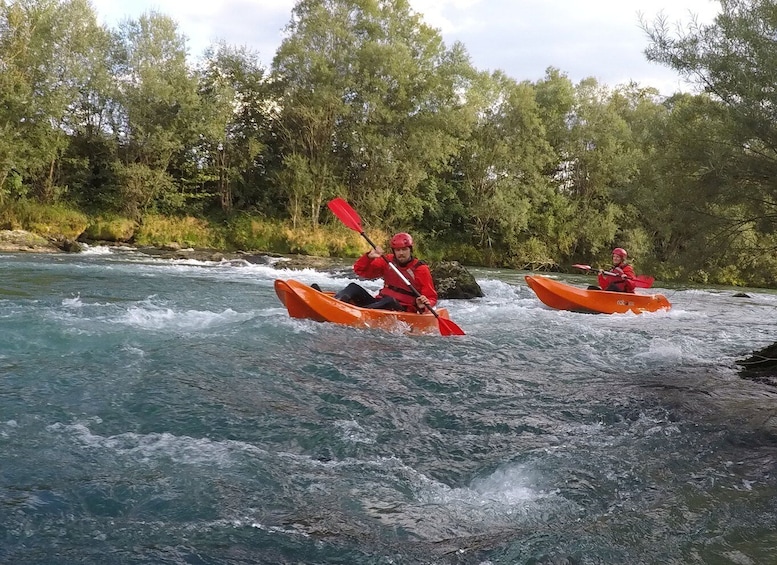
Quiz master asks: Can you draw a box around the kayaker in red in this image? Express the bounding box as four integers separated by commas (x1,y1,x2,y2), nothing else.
333,232,438,312
597,247,637,293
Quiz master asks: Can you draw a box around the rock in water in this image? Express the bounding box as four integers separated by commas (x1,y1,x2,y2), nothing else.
429,260,484,299
737,342,777,387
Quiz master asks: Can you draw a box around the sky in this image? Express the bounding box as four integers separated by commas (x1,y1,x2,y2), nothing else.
89,0,721,96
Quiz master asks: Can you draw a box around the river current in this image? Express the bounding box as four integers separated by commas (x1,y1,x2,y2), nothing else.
1,247,776,565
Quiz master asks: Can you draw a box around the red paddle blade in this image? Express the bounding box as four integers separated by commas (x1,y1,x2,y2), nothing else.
437,316,465,336
328,198,363,233
425,303,465,336
632,276,654,288
572,264,592,271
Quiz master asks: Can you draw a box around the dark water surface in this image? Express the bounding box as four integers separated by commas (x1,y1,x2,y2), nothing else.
1,248,776,564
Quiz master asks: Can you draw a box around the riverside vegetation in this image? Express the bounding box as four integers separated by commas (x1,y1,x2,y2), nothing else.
5,1,777,286
0,200,391,260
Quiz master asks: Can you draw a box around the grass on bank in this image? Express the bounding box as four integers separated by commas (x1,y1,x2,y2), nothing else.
0,201,379,258
9,201,762,286
0,200,88,239
224,214,382,257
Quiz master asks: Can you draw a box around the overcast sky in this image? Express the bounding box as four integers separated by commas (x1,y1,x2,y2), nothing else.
90,0,721,96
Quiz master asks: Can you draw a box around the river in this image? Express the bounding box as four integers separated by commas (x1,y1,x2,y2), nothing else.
1,247,776,564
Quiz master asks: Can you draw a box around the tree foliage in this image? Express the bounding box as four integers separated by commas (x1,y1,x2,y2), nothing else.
198,43,273,214
644,0,777,281
272,0,473,229
10,0,777,285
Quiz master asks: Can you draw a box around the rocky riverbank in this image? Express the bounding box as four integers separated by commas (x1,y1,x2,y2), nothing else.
0,230,63,252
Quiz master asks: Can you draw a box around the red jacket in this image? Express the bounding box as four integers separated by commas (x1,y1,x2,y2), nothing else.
353,253,438,311
598,264,637,293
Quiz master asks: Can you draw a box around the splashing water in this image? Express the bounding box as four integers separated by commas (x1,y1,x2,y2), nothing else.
1,248,776,564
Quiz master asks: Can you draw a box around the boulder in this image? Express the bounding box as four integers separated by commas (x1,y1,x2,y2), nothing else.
737,342,777,387
0,230,60,252
49,236,84,253
429,260,484,299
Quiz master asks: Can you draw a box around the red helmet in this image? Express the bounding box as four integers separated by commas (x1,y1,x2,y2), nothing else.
612,247,628,259
390,232,413,249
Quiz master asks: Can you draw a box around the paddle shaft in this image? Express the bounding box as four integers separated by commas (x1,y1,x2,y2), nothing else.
601,269,627,278
573,264,627,277
572,264,653,288
599,270,653,288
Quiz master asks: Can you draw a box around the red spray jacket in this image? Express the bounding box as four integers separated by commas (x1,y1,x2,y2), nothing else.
598,264,637,293
353,253,438,311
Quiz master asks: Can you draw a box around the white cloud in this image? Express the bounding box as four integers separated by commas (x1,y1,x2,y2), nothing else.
407,0,483,34
90,0,721,95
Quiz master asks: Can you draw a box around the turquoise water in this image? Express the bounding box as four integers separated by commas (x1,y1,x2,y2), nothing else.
2,248,776,564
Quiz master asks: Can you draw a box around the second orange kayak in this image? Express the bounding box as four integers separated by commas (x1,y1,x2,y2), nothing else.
525,275,671,314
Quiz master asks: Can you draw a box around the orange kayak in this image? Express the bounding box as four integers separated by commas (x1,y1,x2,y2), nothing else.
525,275,671,314
274,279,451,334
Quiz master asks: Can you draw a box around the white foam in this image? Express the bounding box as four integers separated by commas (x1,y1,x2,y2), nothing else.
467,465,542,505
635,338,691,362
79,244,115,255
118,305,254,331
62,295,82,308
46,422,265,466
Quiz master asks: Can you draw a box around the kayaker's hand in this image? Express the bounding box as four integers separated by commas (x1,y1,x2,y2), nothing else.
368,246,384,259
416,295,430,310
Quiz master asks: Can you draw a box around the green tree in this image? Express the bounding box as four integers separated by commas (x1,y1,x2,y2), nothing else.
596,82,668,264
447,71,556,265
109,11,201,217
0,0,107,203
271,0,350,227
272,0,474,229
57,4,117,210
551,78,640,261
534,67,576,154
643,0,777,282
198,43,274,214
